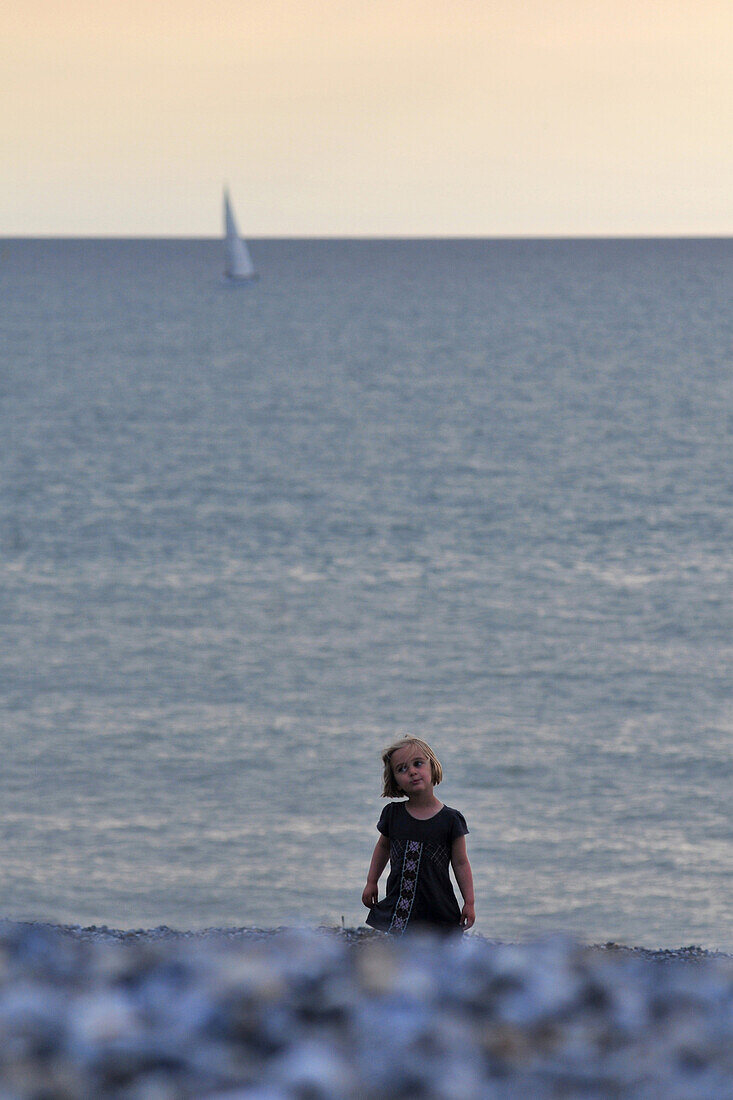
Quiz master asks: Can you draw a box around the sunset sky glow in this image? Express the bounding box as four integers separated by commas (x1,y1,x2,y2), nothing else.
4,0,732,235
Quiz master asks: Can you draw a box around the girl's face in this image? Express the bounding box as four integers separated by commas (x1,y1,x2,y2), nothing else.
390,743,433,795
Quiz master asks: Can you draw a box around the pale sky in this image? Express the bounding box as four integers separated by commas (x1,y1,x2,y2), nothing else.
3,0,732,235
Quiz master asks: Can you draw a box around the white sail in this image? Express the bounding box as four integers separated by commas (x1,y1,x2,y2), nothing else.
223,189,255,280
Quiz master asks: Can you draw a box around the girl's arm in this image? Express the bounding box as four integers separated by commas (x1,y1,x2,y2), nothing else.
451,835,476,928
362,834,390,907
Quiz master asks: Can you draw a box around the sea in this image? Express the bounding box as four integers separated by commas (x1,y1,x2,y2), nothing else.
1,237,731,949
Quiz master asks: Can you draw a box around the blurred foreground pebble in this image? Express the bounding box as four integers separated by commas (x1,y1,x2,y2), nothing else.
0,921,730,1099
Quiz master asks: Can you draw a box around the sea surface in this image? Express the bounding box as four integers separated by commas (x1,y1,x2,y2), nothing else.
1,238,731,948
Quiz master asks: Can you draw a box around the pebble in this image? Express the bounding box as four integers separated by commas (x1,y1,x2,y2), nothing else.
0,921,730,1099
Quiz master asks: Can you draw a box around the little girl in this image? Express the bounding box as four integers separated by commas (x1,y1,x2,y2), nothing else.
362,736,475,934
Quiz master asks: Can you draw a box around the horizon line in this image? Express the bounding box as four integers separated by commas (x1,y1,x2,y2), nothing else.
3,232,732,242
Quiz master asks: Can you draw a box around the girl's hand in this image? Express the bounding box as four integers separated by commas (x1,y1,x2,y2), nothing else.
460,903,475,929
362,881,379,908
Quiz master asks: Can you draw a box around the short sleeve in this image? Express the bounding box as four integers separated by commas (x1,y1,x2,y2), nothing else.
449,809,469,840
376,804,392,836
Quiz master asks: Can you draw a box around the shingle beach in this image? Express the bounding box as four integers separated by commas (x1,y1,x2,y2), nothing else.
0,921,730,1099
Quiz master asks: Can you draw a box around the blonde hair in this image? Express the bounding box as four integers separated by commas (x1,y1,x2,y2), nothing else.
381,736,443,798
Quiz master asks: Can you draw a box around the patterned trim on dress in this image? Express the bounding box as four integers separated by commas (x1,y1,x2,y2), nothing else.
388,839,423,934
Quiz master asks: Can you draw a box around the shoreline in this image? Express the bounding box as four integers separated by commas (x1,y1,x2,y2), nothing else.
7,918,731,960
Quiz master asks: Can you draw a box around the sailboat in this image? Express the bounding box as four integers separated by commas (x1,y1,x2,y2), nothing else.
223,188,256,281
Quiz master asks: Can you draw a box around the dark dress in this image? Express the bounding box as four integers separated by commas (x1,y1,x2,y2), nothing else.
365,801,469,934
